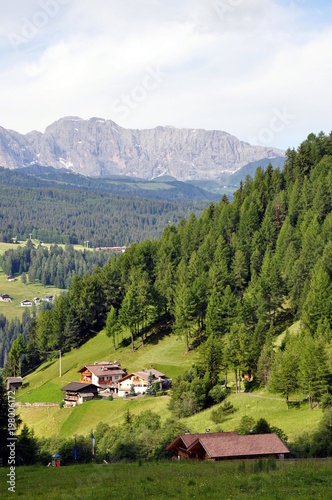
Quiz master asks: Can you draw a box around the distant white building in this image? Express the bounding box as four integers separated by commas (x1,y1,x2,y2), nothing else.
0,294,12,302
42,295,54,303
21,299,32,307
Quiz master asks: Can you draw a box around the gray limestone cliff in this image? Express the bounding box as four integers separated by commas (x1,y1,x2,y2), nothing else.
0,117,285,181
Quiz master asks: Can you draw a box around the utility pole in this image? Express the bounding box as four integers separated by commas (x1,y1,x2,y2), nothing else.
84,240,89,249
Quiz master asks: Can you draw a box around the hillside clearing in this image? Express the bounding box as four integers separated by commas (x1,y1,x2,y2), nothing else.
17,329,194,404
0,270,62,320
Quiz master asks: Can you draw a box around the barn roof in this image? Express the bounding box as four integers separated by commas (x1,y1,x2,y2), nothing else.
61,382,99,392
167,432,290,458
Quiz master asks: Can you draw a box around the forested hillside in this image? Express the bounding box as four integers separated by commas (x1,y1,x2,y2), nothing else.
0,243,112,289
0,167,210,246
5,132,332,421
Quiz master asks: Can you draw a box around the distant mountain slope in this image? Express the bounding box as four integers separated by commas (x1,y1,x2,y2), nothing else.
0,167,212,246
186,157,286,197
14,166,219,202
224,156,286,187
0,117,284,181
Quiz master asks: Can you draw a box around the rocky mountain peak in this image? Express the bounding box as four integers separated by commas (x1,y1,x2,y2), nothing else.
0,118,285,181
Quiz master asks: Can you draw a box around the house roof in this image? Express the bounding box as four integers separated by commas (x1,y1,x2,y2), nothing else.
167,432,238,452
167,432,289,458
78,362,126,377
61,382,100,392
6,377,23,384
118,368,166,384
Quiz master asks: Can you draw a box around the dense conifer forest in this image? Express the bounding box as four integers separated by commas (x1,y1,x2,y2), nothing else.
0,242,113,289
0,167,210,246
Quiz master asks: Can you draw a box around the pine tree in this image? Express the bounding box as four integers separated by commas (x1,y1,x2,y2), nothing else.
106,306,118,351
145,372,156,396
270,341,299,410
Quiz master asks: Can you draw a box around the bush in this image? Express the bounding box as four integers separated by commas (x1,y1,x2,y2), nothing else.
237,415,255,435
211,401,236,423
321,393,332,410
108,395,113,401
208,384,228,404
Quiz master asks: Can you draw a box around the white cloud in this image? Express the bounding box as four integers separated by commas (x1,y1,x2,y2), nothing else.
0,0,332,149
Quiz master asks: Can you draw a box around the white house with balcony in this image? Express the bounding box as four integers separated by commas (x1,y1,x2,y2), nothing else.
117,368,170,397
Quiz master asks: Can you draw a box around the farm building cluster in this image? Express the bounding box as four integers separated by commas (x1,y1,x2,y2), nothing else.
61,361,171,406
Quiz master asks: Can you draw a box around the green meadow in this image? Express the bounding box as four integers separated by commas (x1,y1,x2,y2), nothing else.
1,460,331,499
0,270,62,321
0,240,91,320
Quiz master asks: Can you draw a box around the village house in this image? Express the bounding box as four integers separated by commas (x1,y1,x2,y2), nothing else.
78,362,126,392
167,432,290,461
7,275,15,282
117,368,170,397
42,295,54,303
61,382,99,406
0,294,12,302
21,299,32,307
33,297,41,304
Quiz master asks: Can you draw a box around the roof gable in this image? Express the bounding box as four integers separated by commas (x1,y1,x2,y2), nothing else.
185,433,290,458
61,382,99,392
78,362,125,377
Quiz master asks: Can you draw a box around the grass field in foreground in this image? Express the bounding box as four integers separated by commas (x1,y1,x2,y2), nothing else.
1,460,331,499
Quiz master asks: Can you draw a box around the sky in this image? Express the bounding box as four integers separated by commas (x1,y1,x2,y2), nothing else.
1,0,332,150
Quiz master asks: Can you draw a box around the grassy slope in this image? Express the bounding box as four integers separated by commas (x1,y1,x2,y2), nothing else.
183,392,321,440
17,328,193,436
17,326,322,441
1,461,332,499
17,328,193,403
19,397,172,438
274,320,301,348
0,271,62,321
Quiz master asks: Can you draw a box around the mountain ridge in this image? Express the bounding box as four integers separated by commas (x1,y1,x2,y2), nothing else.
0,117,285,181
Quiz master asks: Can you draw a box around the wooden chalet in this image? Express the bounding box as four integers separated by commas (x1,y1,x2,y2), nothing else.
78,362,126,392
61,382,99,406
167,432,290,461
7,275,15,282
117,368,170,397
6,377,23,392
